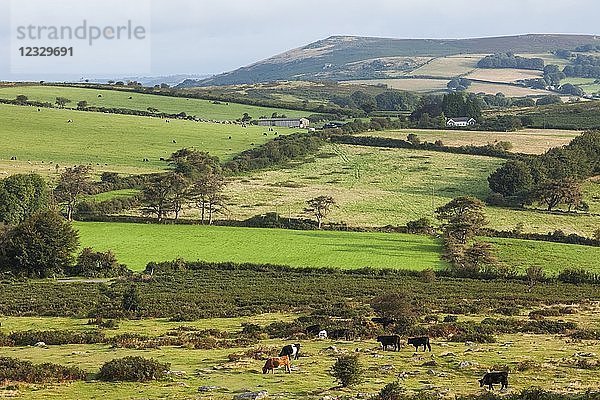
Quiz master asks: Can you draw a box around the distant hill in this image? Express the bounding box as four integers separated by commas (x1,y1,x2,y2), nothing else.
178,34,600,87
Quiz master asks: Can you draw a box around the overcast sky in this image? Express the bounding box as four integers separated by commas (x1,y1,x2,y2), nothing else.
1,0,598,81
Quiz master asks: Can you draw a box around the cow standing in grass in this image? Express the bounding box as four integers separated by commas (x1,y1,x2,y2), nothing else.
479,371,508,390
279,344,301,360
408,336,431,352
262,356,291,374
376,335,401,351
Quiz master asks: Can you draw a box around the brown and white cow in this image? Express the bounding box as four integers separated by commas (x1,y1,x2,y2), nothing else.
262,355,291,374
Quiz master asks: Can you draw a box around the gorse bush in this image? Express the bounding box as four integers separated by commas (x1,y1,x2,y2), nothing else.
0,357,86,383
331,354,363,387
97,356,170,382
8,330,104,346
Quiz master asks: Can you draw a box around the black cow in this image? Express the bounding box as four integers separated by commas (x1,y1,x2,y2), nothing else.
371,317,396,328
376,335,401,351
279,343,301,360
479,371,508,390
305,325,321,336
408,336,431,352
330,329,352,341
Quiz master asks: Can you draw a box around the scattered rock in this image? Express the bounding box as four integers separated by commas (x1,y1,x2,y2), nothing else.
458,360,477,369
198,385,226,392
380,364,395,372
234,391,268,400
422,360,437,367
167,370,187,377
575,352,596,358
325,346,337,352
440,352,456,357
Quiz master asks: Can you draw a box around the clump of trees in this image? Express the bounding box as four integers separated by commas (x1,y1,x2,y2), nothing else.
141,149,227,223
477,53,544,70
68,248,131,278
54,165,93,221
0,210,79,278
488,131,599,212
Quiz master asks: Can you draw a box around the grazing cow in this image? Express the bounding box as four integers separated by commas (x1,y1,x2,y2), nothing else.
408,336,431,352
279,343,301,360
479,371,508,390
376,335,401,351
371,317,396,328
172,139,177,143
159,157,165,161
262,355,291,374
330,329,352,341
318,330,328,339
98,94,102,97
305,325,321,336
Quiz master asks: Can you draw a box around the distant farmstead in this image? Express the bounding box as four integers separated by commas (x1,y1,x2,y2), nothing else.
446,117,476,127
257,117,310,128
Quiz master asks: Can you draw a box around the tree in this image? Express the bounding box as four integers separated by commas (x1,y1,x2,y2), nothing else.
370,292,416,333
190,173,227,224
304,196,336,229
54,165,92,221
169,149,220,178
435,197,487,243
331,354,363,387
350,91,377,114
140,173,185,222
0,210,79,278
55,97,71,108
0,173,49,225
122,285,141,313
15,95,28,105
530,179,582,211
70,248,129,278
488,160,534,199
76,100,88,109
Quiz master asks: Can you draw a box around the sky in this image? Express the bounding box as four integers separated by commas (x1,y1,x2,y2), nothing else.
0,0,599,81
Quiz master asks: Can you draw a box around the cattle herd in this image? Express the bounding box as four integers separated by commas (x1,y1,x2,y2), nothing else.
263,336,508,391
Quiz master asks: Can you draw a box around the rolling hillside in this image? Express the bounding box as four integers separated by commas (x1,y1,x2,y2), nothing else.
181,34,600,86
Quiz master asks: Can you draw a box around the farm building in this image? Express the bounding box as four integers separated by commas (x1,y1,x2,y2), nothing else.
446,117,476,127
256,117,310,128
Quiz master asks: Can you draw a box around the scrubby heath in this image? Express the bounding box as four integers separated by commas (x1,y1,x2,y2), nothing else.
74,222,446,271
0,85,308,121
0,264,600,399
0,103,289,174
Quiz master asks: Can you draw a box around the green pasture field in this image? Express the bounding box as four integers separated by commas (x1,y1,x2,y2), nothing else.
74,221,446,271
0,85,307,120
487,237,600,274
2,309,600,399
0,103,289,175
88,189,140,202
221,144,599,236
354,128,581,155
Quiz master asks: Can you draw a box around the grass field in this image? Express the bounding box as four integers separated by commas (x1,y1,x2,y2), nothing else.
74,221,446,271
407,55,479,77
488,237,600,274
219,144,600,236
2,310,599,399
342,78,449,92
0,104,289,175
466,82,551,97
0,85,307,121
222,144,502,226
465,68,543,83
355,128,580,155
